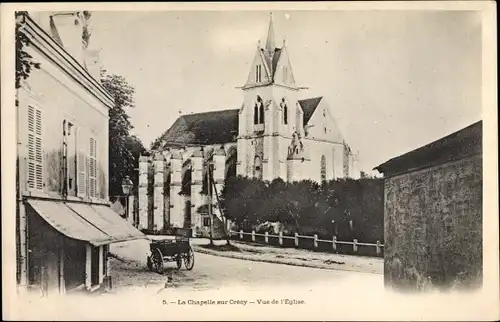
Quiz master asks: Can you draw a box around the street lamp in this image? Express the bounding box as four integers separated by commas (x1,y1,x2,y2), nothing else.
121,176,133,222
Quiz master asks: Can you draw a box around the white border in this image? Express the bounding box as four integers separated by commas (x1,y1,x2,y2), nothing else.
2,2,498,321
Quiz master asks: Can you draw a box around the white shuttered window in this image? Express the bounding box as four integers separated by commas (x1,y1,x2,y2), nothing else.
77,129,87,197
89,137,98,198
27,106,43,190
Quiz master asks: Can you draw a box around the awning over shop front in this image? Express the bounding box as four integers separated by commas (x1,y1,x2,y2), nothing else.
27,199,146,246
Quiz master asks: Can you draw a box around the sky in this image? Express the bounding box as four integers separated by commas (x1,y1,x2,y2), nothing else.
89,10,482,173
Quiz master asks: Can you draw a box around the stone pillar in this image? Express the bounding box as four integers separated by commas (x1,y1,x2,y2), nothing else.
138,155,149,230
190,149,204,234
85,244,91,290
127,194,135,225
169,151,183,228
153,153,165,231
98,245,104,284
162,150,172,229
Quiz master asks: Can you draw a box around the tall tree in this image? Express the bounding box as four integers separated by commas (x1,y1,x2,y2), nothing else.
124,134,146,188
101,72,145,198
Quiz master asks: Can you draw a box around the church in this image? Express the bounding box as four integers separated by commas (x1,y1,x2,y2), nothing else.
137,15,360,236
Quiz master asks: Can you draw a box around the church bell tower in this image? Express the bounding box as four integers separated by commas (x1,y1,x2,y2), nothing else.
236,13,302,181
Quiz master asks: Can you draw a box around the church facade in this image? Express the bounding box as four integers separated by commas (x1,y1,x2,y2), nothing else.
137,16,360,236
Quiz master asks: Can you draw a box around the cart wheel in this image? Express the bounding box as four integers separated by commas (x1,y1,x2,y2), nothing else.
183,246,195,271
152,248,164,274
147,256,153,271
176,254,182,270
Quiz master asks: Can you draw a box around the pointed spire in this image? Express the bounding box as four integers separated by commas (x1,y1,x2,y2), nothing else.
265,13,276,55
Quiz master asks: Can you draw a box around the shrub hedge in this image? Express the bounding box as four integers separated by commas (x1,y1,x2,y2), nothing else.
220,176,384,244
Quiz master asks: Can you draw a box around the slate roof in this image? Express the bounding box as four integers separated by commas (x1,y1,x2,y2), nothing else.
157,97,323,149
299,97,323,125
374,121,482,178
159,109,240,148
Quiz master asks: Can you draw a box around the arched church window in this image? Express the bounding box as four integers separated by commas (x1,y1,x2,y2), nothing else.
320,155,327,182
259,103,264,124
254,155,262,180
282,98,288,125
254,104,259,124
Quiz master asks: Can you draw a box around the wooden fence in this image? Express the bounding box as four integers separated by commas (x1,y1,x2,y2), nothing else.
229,230,384,256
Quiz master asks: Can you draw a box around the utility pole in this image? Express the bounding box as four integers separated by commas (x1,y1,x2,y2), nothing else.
207,161,214,246
211,176,230,245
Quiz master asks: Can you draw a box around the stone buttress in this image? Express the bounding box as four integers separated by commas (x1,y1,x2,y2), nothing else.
190,148,204,234
153,153,165,231
169,151,184,228
138,155,149,230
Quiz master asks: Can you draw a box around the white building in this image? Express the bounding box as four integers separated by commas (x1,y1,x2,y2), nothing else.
15,11,144,296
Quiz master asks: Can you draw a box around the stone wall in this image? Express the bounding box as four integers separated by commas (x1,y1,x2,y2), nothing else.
384,154,482,291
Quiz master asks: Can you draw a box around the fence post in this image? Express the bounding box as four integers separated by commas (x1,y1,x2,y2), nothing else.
279,231,283,246
265,232,269,244
314,234,318,249
332,236,337,251
239,230,243,239
294,233,299,247
376,240,381,255
353,239,358,253
252,230,255,242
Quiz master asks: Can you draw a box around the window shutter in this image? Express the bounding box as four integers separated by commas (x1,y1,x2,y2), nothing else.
27,106,43,191
89,137,97,198
77,128,87,197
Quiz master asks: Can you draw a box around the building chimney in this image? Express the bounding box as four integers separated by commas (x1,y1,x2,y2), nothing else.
50,12,84,64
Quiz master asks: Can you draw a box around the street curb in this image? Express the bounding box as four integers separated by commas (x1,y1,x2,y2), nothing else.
192,246,382,275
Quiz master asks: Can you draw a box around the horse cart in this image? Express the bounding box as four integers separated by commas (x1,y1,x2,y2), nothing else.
146,228,195,274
